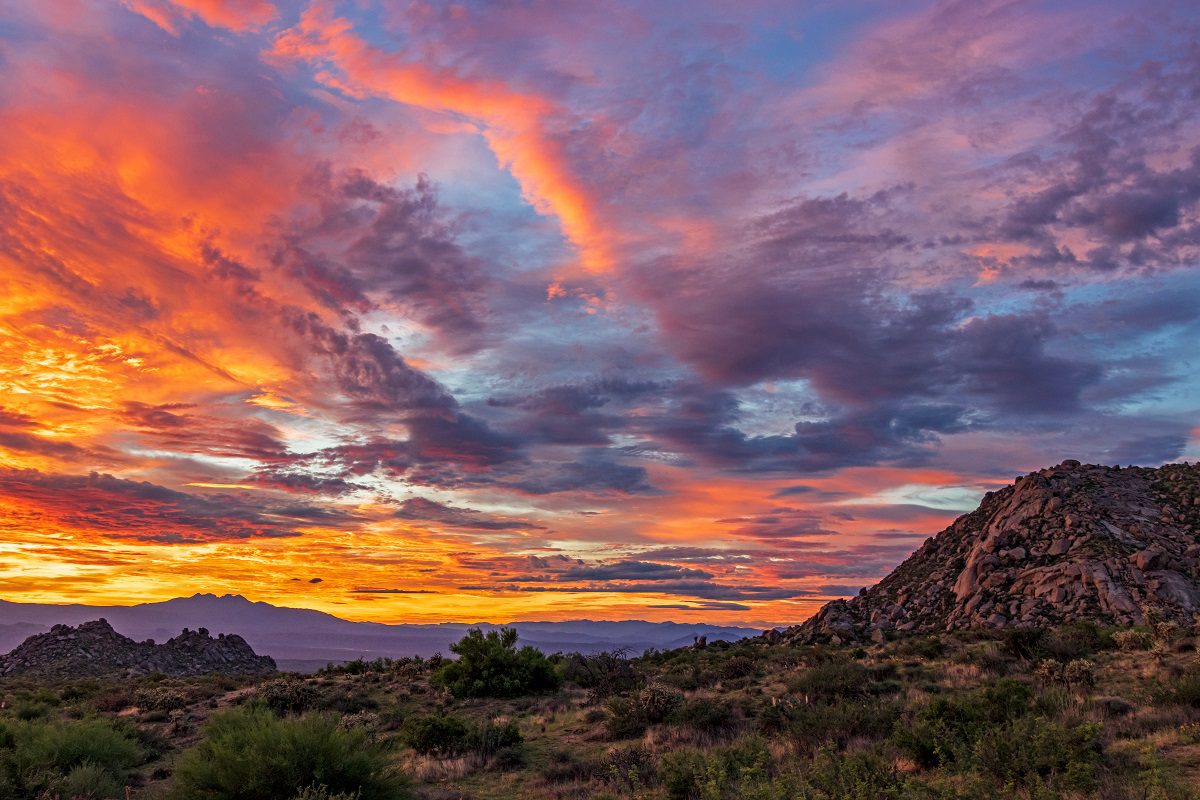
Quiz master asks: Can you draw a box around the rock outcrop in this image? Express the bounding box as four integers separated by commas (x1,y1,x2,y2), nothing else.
787,461,1200,644
0,619,276,678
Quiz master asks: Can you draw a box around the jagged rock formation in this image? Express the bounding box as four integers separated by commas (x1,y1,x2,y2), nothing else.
0,619,276,678
787,461,1200,644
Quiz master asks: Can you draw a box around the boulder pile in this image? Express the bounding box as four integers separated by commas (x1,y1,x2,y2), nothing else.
786,461,1200,644
0,618,276,678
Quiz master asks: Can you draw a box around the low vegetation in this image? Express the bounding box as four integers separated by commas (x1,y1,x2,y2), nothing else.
3,623,1200,799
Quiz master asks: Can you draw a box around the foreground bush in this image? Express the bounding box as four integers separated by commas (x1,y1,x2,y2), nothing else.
434,628,560,698
168,707,410,800
0,716,142,800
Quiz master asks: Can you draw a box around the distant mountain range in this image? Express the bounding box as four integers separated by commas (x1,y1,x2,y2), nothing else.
0,594,759,671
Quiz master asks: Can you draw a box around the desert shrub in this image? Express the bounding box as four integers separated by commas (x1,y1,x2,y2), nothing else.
400,713,520,760
789,660,874,701
660,736,772,800
560,650,638,701
0,717,142,800
720,655,757,680
1043,622,1108,659
91,688,136,713
782,698,903,752
320,657,397,676
290,786,364,800
975,717,1101,791
136,687,189,712
433,628,560,698
253,678,320,715
674,697,737,736
540,749,602,784
401,713,468,756
467,719,522,760
605,696,648,739
604,745,656,791
795,745,903,799
891,635,945,659
1002,628,1046,660
604,683,685,738
58,760,124,800
167,707,410,800
891,679,1033,769
320,687,380,716
12,701,51,721
1154,670,1200,708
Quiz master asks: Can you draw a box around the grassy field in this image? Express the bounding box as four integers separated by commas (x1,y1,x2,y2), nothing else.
2,622,1200,799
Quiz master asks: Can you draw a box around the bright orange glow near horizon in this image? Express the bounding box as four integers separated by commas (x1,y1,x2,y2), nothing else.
1,0,1197,626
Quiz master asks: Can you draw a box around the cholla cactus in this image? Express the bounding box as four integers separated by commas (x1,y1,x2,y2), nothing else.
1153,620,1180,643
1113,629,1154,651
1064,659,1096,691
638,682,683,723
1035,659,1064,685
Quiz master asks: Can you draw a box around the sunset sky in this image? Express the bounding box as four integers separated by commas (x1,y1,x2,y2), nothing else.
1,0,1198,626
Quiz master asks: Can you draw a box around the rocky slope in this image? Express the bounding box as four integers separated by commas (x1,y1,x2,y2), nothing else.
787,461,1200,644
0,619,276,678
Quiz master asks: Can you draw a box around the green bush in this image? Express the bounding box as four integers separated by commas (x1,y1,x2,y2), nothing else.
253,679,321,716
167,707,410,800
975,717,1101,790
674,697,737,736
605,696,649,739
788,661,876,702
776,699,902,752
1042,622,1108,659
433,628,560,698
660,736,773,800
796,745,903,799
1152,667,1200,708
891,679,1033,769
59,760,124,800
0,717,142,800
400,713,521,760
1002,628,1046,660
401,713,469,756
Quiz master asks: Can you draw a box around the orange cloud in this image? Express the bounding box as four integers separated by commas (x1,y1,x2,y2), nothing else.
270,3,617,273
123,0,277,34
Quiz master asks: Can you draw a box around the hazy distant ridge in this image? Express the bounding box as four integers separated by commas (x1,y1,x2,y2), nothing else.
0,594,757,671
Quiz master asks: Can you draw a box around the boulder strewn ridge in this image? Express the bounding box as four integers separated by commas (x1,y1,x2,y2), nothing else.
0,619,276,678
787,461,1200,644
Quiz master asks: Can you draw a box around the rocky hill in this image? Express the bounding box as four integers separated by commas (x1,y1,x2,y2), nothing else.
787,461,1200,644
0,619,276,678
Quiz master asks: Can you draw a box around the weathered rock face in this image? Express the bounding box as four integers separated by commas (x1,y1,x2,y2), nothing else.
0,619,276,678
786,461,1200,644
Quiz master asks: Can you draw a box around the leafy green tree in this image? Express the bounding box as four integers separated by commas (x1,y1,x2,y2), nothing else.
433,628,561,698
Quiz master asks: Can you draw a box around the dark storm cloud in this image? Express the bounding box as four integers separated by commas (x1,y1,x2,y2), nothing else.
120,402,293,462
274,169,489,352
395,497,545,531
